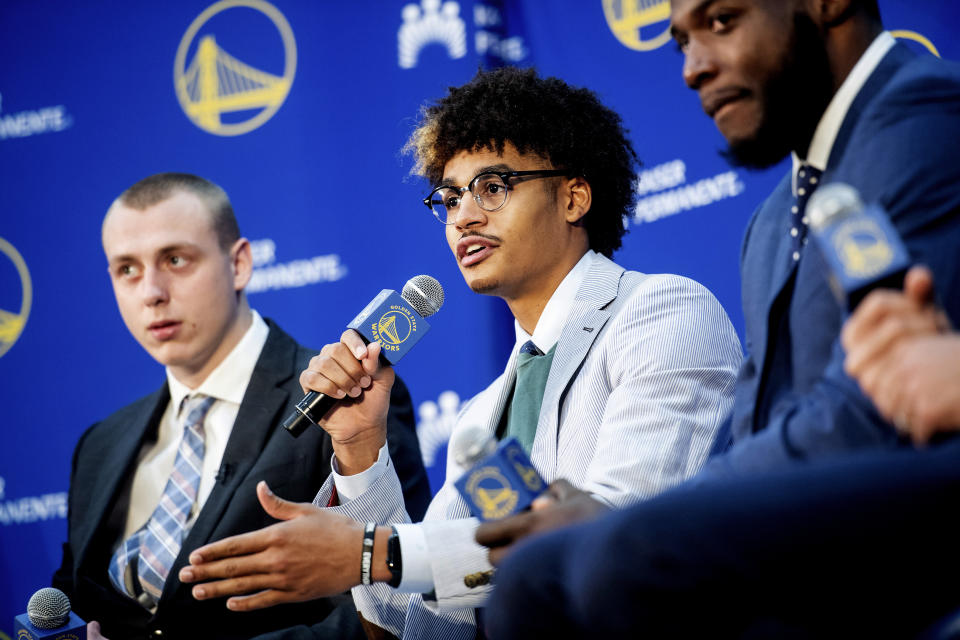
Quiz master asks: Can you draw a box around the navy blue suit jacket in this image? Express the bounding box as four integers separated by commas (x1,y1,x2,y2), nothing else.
706,44,960,477
53,320,431,640
485,44,960,638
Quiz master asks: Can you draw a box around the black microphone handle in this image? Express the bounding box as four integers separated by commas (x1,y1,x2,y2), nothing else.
281,391,339,437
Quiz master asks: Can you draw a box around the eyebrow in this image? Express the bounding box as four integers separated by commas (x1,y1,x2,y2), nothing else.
108,243,199,264
439,163,513,187
670,0,717,38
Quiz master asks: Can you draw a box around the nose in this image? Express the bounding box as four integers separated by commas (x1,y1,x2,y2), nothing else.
682,38,718,90
140,267,169,307
453,192,487,230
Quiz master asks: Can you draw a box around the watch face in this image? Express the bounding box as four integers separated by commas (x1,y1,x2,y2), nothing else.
387,529,403,587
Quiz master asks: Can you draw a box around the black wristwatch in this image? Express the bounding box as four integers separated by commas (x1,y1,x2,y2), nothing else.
386,526,403,588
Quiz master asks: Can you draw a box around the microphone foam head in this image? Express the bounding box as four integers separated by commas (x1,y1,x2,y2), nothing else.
402,275,444,318
807,182,864,231
27,587,71,629
450,424,497,468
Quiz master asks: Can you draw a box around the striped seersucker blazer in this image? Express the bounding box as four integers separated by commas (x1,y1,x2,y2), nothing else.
313,253,742,639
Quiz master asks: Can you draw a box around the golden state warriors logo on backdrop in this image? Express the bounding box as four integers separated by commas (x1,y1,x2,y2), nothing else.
174,0,296,136
833,219,894,279
603,0,672,52
371,306,417,353
0,237,31,358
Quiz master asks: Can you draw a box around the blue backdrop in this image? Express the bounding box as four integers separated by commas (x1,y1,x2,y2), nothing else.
1,0,956,632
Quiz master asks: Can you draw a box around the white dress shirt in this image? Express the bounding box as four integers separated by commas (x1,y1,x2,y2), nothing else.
119,310,269,542
333,251,599,592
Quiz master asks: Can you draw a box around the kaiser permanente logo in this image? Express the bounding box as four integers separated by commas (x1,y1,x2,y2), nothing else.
603,0,673,52
632,159,744,225
0,476,67,526
174,0,296,136
398,0,527,69
246,239,347,294
0,92,73,141
0,236,32,358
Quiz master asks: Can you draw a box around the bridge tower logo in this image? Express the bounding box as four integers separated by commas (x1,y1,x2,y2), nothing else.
602,0,673,52
174,0,296,136
0,237,32,358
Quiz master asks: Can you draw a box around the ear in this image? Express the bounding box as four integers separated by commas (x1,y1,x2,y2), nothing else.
812,0,855,27
230,237,253,291
563,176,592,226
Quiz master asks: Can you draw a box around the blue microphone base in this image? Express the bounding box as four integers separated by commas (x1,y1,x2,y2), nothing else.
15,612,87,639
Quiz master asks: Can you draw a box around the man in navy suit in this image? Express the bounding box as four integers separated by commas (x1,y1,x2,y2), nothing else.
53,173,431,639
477,0,960,552
480,0,960,635
487,264,960,637
675,0,960,477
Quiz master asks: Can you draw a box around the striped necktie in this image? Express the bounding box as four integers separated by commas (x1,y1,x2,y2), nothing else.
109,394,214,607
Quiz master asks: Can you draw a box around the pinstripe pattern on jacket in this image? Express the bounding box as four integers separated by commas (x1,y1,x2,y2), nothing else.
313,254,742,639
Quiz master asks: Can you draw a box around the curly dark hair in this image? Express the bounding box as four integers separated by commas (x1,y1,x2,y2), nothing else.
405,67,639,257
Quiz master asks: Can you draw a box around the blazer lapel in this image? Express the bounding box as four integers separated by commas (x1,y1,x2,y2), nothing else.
75,385,169,567
175,324,294,558
532,256,622,476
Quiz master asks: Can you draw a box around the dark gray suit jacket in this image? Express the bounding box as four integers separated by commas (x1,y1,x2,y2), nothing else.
53,319,431,639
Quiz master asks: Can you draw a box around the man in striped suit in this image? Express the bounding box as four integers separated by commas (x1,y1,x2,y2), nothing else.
179,67,742,639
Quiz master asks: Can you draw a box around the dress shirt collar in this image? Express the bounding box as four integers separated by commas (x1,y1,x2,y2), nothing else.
166,310,269,412
513,250,597,354
791,31,896,192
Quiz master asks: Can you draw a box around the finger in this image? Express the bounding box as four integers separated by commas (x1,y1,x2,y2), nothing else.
87,621,105,640
844,312,933,379
841,289,911,353
361,341,384,378
487,545,509,567
546,478,580,502
475,511,536,548
257,481,313,521
903,265,935,306
181,548,278,584
226,588,296,612
187,528,272,565
531,494,558,511
340,329,369,360
190,573,279,601
301,346,369,398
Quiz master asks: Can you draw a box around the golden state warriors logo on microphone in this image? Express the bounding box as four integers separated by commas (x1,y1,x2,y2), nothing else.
465,466,519,520
602,0,672,52
371,306,417,354
0,237,31,359
833,218,895,279
174,0,296,136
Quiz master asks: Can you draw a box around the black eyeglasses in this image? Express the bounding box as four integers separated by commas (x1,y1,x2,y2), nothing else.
423,169,570,225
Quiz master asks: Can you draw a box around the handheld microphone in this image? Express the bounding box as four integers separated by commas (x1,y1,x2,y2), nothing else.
807,182,910,310
451,425,546,521
14,587,87,639
282,275,444,437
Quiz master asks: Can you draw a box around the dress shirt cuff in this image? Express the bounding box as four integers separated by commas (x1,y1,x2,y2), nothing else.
332,443,389,503
392,523,434,593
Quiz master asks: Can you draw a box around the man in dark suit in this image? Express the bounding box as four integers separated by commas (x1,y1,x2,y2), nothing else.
486,265,960,638
52,173,431,640
676,0,960,476
475,0,960,559
478,0,960,635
